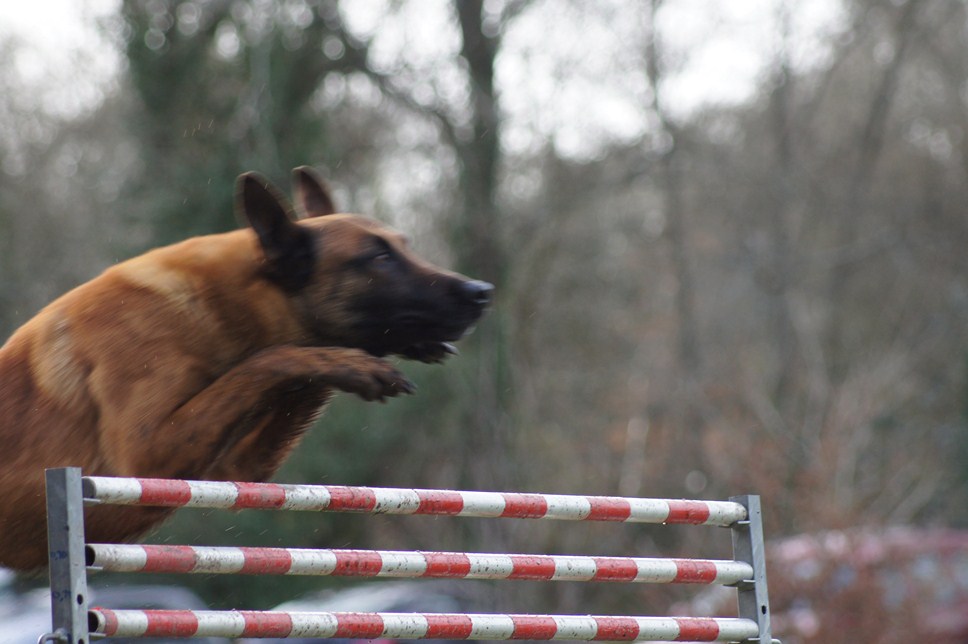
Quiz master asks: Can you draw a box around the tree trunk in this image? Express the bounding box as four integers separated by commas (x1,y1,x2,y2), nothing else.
453,0,513,499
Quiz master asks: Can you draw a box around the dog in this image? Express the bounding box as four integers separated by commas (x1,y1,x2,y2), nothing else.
0,167,492,570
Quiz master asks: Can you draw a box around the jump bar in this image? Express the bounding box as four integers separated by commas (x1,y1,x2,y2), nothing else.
89,609,762,642
86,544,754,586
82,477,747,527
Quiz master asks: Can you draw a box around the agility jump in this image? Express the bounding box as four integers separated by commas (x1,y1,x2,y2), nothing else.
43,467,777,643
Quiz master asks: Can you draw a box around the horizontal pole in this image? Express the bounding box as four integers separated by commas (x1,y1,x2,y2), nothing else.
82,477,746,527
86,544,753,586
89,609,760,642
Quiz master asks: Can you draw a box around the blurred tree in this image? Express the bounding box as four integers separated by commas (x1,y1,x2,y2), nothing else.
643,0,701,380
478,1,968,618
116,0,369,243
330,0,522,497
450,0,514,500
663,0,968,537
0,37,132,338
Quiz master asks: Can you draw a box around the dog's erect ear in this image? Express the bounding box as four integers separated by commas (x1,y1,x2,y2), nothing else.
237,172,316,291
292,165,337,218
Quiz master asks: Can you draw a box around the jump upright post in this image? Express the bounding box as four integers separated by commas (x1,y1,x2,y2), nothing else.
43,467,777,643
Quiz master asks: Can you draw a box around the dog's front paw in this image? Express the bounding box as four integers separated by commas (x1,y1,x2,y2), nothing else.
396,342,458,364
327,351,417,402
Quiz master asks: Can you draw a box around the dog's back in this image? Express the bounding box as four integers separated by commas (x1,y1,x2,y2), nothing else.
0,230,262,568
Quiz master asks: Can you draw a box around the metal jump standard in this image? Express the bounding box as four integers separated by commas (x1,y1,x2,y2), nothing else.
42,467,777,643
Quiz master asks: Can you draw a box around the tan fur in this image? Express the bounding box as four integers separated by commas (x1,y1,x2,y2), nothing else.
0,171,490,570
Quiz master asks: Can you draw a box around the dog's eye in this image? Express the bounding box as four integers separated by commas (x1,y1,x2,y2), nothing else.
366,250,398,269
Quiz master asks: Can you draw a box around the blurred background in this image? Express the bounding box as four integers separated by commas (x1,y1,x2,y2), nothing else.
3,1,968,642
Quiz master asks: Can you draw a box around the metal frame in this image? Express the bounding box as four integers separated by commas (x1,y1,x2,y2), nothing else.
44,467,90,644
40,468,777,643
730,495,774,644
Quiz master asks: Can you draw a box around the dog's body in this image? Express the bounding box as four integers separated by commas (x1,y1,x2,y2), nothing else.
0,168,491,570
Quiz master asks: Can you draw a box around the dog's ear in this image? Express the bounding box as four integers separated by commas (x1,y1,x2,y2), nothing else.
237,172,316,291
292,165,337,218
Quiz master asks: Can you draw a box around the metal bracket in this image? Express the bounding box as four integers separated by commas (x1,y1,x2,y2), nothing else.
730,495,776,644
46,468,90,644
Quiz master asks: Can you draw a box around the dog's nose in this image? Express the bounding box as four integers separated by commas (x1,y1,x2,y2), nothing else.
461,280,494,306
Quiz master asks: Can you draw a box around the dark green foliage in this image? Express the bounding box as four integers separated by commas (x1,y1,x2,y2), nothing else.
117,0,355,245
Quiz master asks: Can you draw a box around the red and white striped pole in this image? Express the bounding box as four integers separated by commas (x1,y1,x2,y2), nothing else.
89,609,761,642
82,477,747,527
86,544,754,585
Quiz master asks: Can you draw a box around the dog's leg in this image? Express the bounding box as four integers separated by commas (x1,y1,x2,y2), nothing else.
112,345,413,480
204,388,331,482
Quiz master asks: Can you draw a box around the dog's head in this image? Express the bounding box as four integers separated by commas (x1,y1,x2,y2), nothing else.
237,168,493,361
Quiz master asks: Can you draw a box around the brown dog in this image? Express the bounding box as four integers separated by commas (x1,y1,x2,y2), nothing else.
0,167,492,570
